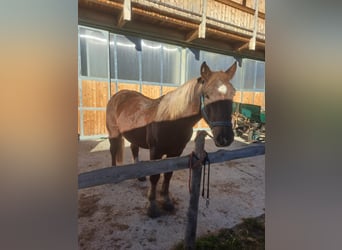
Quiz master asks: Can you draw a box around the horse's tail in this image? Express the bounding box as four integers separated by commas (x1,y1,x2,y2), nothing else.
109,135,125,166
116,136,124,164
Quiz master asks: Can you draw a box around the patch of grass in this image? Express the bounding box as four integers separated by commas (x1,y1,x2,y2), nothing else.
172,214,265,250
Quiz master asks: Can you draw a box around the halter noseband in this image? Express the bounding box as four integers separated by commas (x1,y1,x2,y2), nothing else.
200,94,232,128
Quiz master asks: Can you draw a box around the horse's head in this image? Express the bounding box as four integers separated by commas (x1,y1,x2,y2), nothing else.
199,61,237,147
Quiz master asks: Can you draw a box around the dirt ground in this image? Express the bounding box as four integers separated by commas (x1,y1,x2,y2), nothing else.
78,135,265,250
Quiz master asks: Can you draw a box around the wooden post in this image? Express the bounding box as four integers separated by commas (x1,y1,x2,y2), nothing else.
249,0,259,50
184,131,207,249
117,0,131,28
199,0,207,39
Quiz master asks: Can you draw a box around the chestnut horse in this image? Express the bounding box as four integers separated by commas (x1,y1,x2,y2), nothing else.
106,61,237,217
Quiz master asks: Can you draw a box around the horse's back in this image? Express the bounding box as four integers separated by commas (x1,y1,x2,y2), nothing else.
106,90,160,138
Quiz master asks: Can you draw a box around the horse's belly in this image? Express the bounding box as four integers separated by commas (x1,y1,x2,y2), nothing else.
148,121,194,156
123,126,149,149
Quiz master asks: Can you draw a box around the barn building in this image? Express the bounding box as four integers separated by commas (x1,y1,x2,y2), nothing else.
78,0,265,139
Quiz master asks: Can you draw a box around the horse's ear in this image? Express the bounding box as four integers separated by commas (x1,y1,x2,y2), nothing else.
225,61,237,79
200,61,212,81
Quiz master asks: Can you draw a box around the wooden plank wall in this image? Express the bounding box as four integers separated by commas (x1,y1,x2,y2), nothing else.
150,0,265,38
80,80,109,136
79,80,265,136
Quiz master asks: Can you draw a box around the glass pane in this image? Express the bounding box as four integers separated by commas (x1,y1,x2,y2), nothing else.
142,40,161,83
201,50,235,72
162,44,181,84
115,34,140,81
79,27,108,78
242,59,256,90
186,49,241,88
79,35,88,76
186,48,202,81
109,34,116,79
255,61,265,90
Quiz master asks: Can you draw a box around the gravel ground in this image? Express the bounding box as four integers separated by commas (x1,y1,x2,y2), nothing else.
78,136,265,250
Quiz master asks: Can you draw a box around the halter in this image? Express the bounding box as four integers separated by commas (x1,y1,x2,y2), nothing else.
200,94,232,128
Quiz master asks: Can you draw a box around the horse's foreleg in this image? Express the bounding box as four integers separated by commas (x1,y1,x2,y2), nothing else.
147,147,163,218
147,174,161,218
131,143,146,181
161,171,175,211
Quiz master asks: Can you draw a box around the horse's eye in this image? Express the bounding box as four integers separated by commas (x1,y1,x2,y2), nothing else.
205,94,210,99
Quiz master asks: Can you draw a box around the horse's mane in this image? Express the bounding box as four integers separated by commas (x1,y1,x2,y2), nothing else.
155,78,201,121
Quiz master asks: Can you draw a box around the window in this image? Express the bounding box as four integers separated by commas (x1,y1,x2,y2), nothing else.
162,44,181,84
186,48,202,80
242,59,256,90
255,61,265,90
79,27,108,78
186,48,240,88
141,40,161,83
114,34,140,81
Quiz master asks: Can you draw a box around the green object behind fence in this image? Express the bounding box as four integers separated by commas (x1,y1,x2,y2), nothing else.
233,102,263,123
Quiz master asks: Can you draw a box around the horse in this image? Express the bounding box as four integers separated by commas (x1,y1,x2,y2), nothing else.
106,61,237,218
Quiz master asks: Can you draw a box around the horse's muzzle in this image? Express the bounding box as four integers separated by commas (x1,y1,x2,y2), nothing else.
214,133,234,147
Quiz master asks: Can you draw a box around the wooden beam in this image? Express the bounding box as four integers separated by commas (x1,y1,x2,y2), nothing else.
117,0,131,28
249,0,259,50
199,0,207,38
234,41,249,51
117,11,126,28
78,143,265,189
185,29,199,42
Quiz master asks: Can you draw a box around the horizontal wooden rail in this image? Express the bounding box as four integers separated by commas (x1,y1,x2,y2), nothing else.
78,143,265,189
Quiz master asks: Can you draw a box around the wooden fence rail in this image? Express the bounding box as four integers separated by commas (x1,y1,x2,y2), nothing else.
78,140,265,189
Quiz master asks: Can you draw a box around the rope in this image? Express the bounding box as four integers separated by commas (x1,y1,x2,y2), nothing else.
201,152,211,207
188,151,211,208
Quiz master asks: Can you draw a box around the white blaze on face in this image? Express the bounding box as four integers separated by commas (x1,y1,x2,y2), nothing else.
217,84,227,95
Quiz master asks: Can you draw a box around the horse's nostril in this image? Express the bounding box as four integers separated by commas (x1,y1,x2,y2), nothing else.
215,135,233,147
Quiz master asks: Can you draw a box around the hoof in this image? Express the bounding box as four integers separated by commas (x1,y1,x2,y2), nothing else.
162,200,175,212
147,202,161,218
137,176,147,182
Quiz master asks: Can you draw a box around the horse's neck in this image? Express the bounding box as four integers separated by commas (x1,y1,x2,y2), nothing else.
155,79,202,122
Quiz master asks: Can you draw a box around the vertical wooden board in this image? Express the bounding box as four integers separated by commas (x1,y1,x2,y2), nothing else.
82,80,96,107
83,110,95,136
82,80,108,107
233,91,242,103
254,92,265,109
142,84,161,99
95,110,107,135
246,0,254,9
83,110,107,136
259,0,265,13
96,81,108,107
162,86,177,95
258,17,265,34
117,83,140,92
242,91,254,104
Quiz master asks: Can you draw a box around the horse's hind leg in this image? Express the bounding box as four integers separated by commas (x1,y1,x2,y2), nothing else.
161,171,174,211
130,143,146,181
